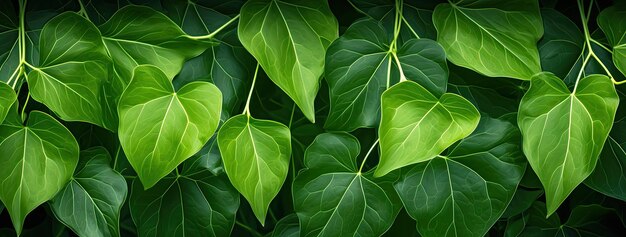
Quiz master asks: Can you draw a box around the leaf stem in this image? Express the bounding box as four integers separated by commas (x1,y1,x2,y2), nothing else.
577,0,616,85
358,139,379,174
392,53,407,82
21,92,29,121
235,221,262,237
188,14,240,40
242,63,260,116
77,0,90,21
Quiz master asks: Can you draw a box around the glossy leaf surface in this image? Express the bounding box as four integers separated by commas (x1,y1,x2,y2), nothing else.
0,82,16,124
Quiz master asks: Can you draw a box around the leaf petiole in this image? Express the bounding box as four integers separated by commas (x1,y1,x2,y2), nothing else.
188,14,240,40
242,63,260,116
358,139,379,174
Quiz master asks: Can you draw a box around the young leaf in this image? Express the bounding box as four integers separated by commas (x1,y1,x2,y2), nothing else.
394,116,526,237
375,81,480,177
0,111,79,235
324,19,448,131
518,72,619,216
433,0,543,80
217,114,291,225
49,147,127,237
0,82,16,124
293,133,401,237
129,169,240,237
598,6,626,78
238,0,338,122
117,65,222,189
27,12,113,129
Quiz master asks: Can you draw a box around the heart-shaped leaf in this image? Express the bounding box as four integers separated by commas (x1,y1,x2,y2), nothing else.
324,19,448,131
118,65,222,189
518,72,619,215
433,0,543,80
0,111,79,235
49,147,127,237
217,114,291,225
598,6,626,78
395,116,526,237
375,80,480,177
238,0,338,122
27,12,113,129
129,169,239,237
0,82,16,124
293,133,401,237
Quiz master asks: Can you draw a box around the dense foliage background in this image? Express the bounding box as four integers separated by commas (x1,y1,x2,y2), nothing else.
1,0,626,236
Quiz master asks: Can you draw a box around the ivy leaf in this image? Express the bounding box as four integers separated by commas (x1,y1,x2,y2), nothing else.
238,0,338,122
0,82,16,124
293,133,401,237
269,214,299,237
0,111,79,235
375,80,480,177
129,169,240,237
49,147,127,237
27,12,112,129
585,97,626,201
117,65,222,189
518,72,619,216
217,114,291,225
394,116,526,237
432,0,543,80
324,19,448,131
598,6,626,78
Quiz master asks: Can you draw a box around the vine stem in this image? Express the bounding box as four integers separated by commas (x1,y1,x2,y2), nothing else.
358,139,380,174
188,14,240,40
242,63,260,116
77,0,90,21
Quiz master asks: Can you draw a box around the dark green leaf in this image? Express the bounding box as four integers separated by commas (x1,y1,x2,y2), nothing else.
118,65,222,189
538,9,584,79
598,6,626,77
0,82,16,124
294,133,401,237
270,214,299,237
394,116,526,237
50,147,127,237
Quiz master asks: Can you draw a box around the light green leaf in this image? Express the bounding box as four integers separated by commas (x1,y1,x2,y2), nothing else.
49,147,127,237
394,116,526,237
129,169,240,237
217,114,291,225
375,80,480,177
238,0,338,122
27,12,113,129
0,82,16,124
433,0,543,80
0,111,79,235
518,72,619,216
324,19,448,131
118,65,222,189
598,6,626,78
585,99,626,201
293,133,401,237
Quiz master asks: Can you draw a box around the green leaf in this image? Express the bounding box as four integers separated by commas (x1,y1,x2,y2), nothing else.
518,72,619,216
598,6,626,77
238,0,338,122
117,65,222,189
270,214,299,237
375,80,480,177
538,9,584,79
432,0,543,80
585,98,626,201
293,133,401,237
0,111,79,235
324,19,448,131
27,12,113,129
129,169,240,237
0,82,16,124
217,114,291,225
394,116,526,237
49,147,127,237
0,1,19,85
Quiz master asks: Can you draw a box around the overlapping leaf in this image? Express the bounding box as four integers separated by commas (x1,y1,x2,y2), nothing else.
217,114,291,225
518,72,619,215
293,133,401,237
129,169,239,237
0,111,79,235
238,0,338,122
50,147,127,237
433,0,543,80
324,19,448,131
118,65,222,189
0,82,16,124
598,6,626,77
375,81,479,177
395,116,526,237
0,1,19,85
538,9,585,80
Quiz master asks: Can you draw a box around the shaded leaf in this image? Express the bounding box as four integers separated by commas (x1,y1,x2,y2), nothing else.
270,214,299,237
598,6,626,77
538,9,584,79
0,82,16,124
